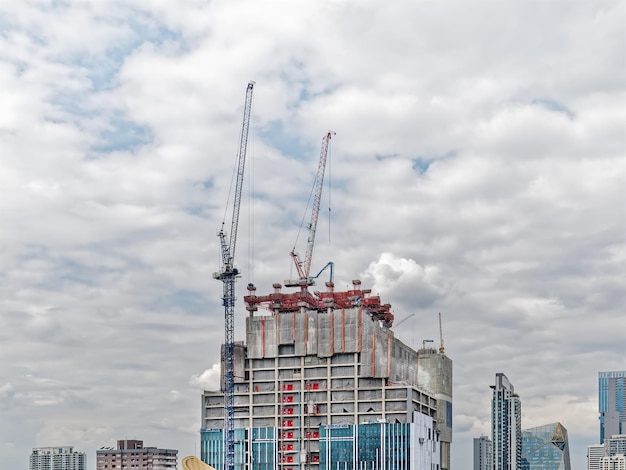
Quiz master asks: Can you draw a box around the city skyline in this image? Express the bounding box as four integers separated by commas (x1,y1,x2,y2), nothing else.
2,1,626,470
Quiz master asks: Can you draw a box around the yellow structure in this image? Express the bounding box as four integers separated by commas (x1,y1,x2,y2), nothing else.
182,456,217,470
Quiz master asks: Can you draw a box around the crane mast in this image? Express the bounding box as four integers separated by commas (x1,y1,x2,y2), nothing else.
439,311,445,354
290,131,335,284
213,81,254,470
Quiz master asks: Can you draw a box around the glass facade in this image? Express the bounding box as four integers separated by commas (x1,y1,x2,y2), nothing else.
319,423,412,470
599,371,626,443
201,428,250,470
201,418,441,470
521,423,571,470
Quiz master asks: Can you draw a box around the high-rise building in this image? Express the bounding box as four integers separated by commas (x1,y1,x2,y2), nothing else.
599,371,626,443
30,447,86,470
417,345,453,470
96,440,178,470
588,444,606,470
521,422,571,470
491,373,522,470
201,279,447,470
474,436,493,470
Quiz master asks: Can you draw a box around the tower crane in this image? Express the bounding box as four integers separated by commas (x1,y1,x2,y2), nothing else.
213,81,254,470
287,131,335,286
393,312,415,329
439,311,445,354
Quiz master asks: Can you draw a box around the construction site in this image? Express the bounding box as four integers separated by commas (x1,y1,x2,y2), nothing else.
202,82,453,470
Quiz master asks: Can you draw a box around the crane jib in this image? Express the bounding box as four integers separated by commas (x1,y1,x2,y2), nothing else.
291,131,335,284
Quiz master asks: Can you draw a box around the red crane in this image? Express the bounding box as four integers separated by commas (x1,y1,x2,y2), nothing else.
286,131,335,287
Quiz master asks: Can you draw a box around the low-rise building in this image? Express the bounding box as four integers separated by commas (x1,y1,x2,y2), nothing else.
96,440,177,470
600,454,626,470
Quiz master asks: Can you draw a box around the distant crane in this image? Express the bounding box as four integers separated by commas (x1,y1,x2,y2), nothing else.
438,311,445,354
287,131,335,286
213,81,254,470
393,312,415,329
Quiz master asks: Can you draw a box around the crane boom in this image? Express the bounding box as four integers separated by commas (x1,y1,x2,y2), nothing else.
290,131,335,283
394,312,415,329
213,80,254,470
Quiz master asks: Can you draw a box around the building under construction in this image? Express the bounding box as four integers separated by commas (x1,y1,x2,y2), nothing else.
206,87,452,470
201,280,452,470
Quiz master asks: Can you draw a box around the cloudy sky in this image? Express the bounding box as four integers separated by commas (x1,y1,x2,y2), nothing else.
1,1,625,469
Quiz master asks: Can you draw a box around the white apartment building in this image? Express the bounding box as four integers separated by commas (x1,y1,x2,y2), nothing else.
600,454,626,470
589,444,606,470
606,436,626,457
30,447,86,470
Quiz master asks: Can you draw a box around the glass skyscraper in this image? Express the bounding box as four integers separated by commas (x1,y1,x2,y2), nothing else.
599,371,626,443
521,422,571,470
491,373,522,470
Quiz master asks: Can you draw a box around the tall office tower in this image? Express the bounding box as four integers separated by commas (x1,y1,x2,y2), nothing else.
96,440,178,470
417,345,453,470
599,371,626,442
521,422,571,470
491,373,522,470
30,447,86,470
201,280,444,470
588,444,605,470
474,436,493,470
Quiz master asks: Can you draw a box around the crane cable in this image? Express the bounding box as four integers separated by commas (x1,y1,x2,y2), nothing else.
327,137,332,243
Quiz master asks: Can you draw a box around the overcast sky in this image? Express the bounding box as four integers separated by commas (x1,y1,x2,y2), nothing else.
1,1,625,469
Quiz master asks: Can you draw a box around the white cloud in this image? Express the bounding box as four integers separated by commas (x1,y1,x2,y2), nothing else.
0,383,15,401
190,364,221,392
363,253,450,308
168,390,184,403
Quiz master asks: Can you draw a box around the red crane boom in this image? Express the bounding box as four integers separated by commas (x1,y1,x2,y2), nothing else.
288,131,335,285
